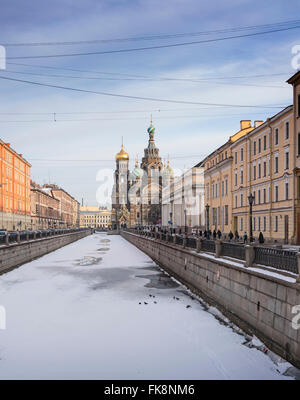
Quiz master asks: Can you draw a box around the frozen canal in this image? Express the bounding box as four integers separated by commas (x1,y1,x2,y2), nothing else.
0,233,295,379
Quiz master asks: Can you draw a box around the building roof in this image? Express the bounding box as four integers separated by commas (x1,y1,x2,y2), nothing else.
287,70,300,85
0,139,31,167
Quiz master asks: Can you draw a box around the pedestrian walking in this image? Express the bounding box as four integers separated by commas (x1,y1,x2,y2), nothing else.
259,232,264,244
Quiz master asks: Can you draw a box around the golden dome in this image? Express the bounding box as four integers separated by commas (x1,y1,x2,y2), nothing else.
116,144,129,161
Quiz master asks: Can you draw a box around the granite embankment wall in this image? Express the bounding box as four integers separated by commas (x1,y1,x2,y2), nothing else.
0,230,91,275
121,231,300,368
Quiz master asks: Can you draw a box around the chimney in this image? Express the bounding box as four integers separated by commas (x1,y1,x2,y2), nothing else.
240,120,251,130
19,153,23,158
254,120,264,128
5,143,10,147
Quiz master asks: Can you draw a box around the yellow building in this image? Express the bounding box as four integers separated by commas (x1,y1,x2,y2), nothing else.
203,106,296,243
287,70,300,243
80,206,112,229
203,120,258,236
202,71,300,243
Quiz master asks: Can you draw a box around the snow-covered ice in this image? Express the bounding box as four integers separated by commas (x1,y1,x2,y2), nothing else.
0,233,295,379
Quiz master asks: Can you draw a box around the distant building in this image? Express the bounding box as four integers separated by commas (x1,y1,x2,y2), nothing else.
30,182,60,229
80,206,111,229
42,184,78,228
0,140,31,230
162,164,205,232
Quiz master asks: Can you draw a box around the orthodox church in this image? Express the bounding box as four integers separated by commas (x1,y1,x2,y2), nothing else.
111,121,173,228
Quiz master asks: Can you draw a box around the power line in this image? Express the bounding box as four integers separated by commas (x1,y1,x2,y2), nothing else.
1,69,287,88
5,25,300,60
3,19,300,47
0,75,286,108
7,62,290,80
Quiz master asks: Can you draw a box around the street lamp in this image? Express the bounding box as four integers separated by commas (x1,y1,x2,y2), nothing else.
248,193,254,243
205,203,210,233
184,208,187,234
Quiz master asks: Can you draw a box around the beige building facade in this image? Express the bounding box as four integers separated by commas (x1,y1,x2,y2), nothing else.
162,165,205,231
30,182,60,230
80,206,112,229
203,70,300,243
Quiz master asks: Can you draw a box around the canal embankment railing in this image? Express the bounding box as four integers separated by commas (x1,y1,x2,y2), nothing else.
126,229,299,277
0,228,92,275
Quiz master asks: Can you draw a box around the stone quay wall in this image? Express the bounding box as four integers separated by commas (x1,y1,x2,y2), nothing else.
121,230,300,368
0,229,91,275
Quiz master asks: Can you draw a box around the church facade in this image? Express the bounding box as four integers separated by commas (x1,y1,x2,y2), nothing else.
111,122,173,228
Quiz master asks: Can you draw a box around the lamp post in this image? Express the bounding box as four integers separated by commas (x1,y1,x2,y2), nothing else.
169,211,173,233
205,203,210,233
184,208,187,235
248,193,254,243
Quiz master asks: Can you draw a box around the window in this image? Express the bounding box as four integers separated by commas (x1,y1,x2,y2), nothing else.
253,165,256,180
258,138,261,153
235,172,238,186
235,195,238,208
263,188,266,203
275,128,279,145
241,148,244,161
225,205,228,225
263,216,266,232
225,180,228,195
240,169,244,185
258,216,261,232
275,185,279,202
253,141,256,156
222,181,224,196
241,193,243,206
285,151,289,170
285,182,289,200
253,217,256,231
263,135,267,151
258,190,261,204
274,215,278,232
235,152,237,164
275,155,279,173
285,122,289,140
258,163,261,179
263,161,266,177
240,217,243,231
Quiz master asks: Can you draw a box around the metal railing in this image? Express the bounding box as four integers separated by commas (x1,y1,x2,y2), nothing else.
0,228,90,247
221,242,246,261
201,239,216,253
125,228,299,275
254,246,298,274
186,237,197,249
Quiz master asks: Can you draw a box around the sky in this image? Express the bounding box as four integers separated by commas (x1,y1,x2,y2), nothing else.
0,0,299,206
